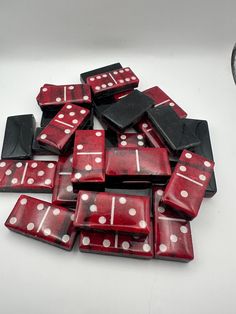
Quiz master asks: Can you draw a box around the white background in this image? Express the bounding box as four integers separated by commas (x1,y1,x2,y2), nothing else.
0,1,236,313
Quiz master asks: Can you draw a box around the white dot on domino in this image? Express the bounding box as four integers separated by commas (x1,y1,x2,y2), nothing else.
119,197,126,204
82,236,90,245
181,190,188,198
9,217,17,225
66,185,73,192
62,235,70,243
143,244,151,252
81,193,89,201
122,241,130,250
103,239,111,248
185,153,192,159
99,216,106,224
159,244,167,252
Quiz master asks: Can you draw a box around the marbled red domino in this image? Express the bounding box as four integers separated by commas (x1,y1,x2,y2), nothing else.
143,86,187,118
37,103,90,154
79,225,154,259
5,195,76,250
86,67,139,97
153,186,194,262
162,150,215,219
117,133,147,148
36,83,92,111
135,119,168,149
0,160,56,192
71,130,105,190
74,191,151,235
105,148,171,183
52,155,77,207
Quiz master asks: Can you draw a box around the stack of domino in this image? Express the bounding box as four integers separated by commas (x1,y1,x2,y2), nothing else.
1,62,216,262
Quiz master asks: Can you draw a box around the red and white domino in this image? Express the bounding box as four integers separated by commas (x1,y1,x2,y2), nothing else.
0,160,56,192
5,195,77,250
86,67,139,97
37,103,90,154
162,150,215,219
71,130,105,190
74,191,151,235
36,83,92,110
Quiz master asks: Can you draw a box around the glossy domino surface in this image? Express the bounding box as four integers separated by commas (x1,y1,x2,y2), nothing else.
153,186,194,262
71,130,105,189
79,225,154,259
80,63,122,83
185,119,217,197
147,106,200,151
117,133,147,148
105,148,171,182
37,103,90,154
74,191,151,235
1,114,36,160
86,67,139,98
37,83,92,110
52,155,77,207
102,90,155,132
0,160,56,192
143,86,187,118
162,150,215,219
5,195,76,250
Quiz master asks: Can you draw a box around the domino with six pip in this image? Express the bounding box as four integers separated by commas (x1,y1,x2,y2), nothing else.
0,160,56,192
86,67,139,99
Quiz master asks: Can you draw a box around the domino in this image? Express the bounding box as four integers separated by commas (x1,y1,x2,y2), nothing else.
74,191,151,235
102,90,155,132
37,83,92,111
37,103,90,154
5,195,76,250
184,119,217,197
86,67,139,99
143,86,187,118
52,155,78,207
71,130,105,191
80,63,123,83
117,133,147,148
1,114,36,160
105,148,171,184
0,160,56,192
79,225,154,259
147,105,200,151
162,150,215,219
153,186,194,262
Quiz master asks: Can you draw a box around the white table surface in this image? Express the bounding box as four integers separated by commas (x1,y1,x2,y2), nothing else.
0,1,236,313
